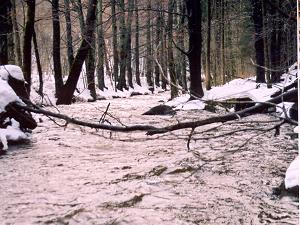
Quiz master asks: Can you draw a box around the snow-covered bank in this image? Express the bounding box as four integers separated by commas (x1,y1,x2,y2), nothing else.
0,65,31,150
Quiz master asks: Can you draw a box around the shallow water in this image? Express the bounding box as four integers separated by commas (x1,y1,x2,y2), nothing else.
0,92,298,224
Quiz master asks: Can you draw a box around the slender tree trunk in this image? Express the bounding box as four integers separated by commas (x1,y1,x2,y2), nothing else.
250,0,265,83
126,0,134,88
145,0,153,91
56,0,98,105
97,0,105,90
70,0,85,33
134,0,141,86
64,0,74,69
154,1,162,88
178,1,187,91
32,29,43,96
167,0,178,99
220,0,225,84
22,0,36,98
11,0,22,66
52,0,64,97
161,16,168,90
186,0,204,99
206,0,211,90
111,0,119,90
0,0,11,65
117,0,127,90
261,0,271,88
86,33,97,100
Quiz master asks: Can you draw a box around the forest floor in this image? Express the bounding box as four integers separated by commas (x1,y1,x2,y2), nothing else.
0,92,298,225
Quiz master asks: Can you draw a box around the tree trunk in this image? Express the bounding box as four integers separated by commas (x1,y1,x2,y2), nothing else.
111,0,119,91
167,0,178,99
64,0,74,69
96,0,105,90
56,0,98,105
126,0,134,89
86,33,97,100
154,1,162,88
205,0,211,90
52,0,64,97
220,0,225,84
261,0,271,88
186,0,204,99
0,0,11,65
134,0,141,86
145,0,153,91
11,0,22,66
117,0,127,90
22,0,36,98
250,0,265,83
33,29,43,96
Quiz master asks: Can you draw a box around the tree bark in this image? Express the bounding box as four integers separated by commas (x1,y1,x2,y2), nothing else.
96,0,105,90
11,0,22,66
145,0,153,91
186,0,204,99
205,0,211,90
52,0,64,97
56,0,98,105
117,0,127,90
250,0,265,83
134,0,141,86
22,0,36,98
64,0,74,69
0,0,11,65
167,0,178,99
33,29,43,96
126,0,134,89
111,0,119,91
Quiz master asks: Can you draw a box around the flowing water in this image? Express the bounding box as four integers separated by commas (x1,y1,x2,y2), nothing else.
0,92,298,225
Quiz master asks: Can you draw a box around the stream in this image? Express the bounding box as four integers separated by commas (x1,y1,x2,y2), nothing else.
0,92,298,225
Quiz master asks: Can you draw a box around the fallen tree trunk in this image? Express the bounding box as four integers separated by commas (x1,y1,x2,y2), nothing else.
14,88,298,135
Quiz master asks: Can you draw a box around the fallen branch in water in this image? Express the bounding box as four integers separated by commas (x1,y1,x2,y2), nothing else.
12,88,297,135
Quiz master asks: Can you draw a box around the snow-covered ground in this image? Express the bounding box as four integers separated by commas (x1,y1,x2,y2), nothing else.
0,91,298,224
0,64,299,225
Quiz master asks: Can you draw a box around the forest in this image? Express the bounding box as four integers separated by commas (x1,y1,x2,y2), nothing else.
0,0,298,224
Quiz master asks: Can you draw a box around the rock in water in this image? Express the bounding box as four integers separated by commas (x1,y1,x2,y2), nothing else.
143,105,176,116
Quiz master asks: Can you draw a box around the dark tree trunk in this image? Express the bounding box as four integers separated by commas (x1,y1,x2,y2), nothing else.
250,0,265,83
145,0,153,91
134,0,141,86
186,0,204,99
32,29,43,96
154,2,162,88
126,0,134,89
270,0,282,83
97,0,105,90
22,0,36,98
52,0,64,97
86,33,97,100
11,0,22,66
167,0,178,99
0,0,11,65
205,0,211,90
56,0,98,105
64,0,74,69
111,0,119,90
117,0,127,91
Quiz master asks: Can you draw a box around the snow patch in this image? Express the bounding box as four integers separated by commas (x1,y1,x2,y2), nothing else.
0,79,20,112
285,156,299,189
0,65,24,81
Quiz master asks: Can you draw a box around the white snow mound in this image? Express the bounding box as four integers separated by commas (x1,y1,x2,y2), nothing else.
0,65,24,81
285,156,299,189
0,79,20,112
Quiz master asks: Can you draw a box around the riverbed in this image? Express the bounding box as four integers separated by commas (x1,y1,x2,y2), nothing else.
0,92,298,224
